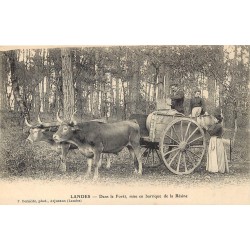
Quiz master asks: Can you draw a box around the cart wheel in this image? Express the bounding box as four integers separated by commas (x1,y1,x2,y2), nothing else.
141,143,163,168
159,118,206,175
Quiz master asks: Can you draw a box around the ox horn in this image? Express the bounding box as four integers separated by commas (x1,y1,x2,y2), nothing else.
70,111,78,125
56,111,63,123
37,113,61,127
37,115,61,127
24,117,33,127
38,114,43,124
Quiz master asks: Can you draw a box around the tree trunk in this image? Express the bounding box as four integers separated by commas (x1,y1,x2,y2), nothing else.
7,50,29,117
0,51,5,110
153,67,159,101
164,66,170,99
115,78,120,118
89,84,94,116
158,64,165,99
207,76,216,114
109,75,114,117
45,59,51,113
75,52,83,117
34,83,40,115
129,60,140,114
40,79,45,112
61,48,75,120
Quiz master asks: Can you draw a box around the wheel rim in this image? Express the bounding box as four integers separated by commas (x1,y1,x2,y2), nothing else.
141,143,163,168
160,118,206,175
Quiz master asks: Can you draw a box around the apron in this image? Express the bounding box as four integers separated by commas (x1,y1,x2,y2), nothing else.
206,136,229,173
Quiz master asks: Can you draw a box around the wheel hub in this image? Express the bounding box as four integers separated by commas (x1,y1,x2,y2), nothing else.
179,141,188,152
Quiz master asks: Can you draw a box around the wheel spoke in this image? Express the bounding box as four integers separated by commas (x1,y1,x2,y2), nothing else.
163,147,180,157
188,136,204,145
168,150,180,166
189,145,204,148
141,147,148,155
186,127,199,142
165,134,179,144
163,144,179,147
180,120,183,141
145,148,151,164
155,149,162,161
142,147,162,168
185,151,196,169
186,151,195,163
172,125,181,143
187,149,201,159
184,121,191,141
183,153,188,172
176,152,182,172
152,149,155,167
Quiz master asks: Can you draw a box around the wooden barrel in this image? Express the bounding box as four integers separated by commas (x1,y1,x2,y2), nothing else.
146,110,184,142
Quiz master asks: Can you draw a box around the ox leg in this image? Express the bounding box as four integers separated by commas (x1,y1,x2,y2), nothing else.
128,144,143,175
100,154,104,168
127,146,139,174
59,144,70,172
129,128,143,175
93,152,102,181
105,154,111,169
100,154,111,169
133,147,143,175
85,158,93,179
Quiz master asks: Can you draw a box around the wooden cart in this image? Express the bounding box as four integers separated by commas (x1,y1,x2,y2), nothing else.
131,110,207,175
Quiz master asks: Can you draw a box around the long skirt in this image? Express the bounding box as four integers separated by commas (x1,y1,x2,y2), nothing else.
206,136,229,173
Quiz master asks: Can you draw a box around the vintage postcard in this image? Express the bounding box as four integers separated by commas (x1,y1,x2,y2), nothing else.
0,45,249,205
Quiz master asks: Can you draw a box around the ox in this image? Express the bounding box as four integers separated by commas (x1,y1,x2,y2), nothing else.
25,115,112,171
56,112,112,169
25,117,76,171
53,119,142,180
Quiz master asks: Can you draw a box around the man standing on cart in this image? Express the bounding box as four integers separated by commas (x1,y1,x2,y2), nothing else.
170,83,185,114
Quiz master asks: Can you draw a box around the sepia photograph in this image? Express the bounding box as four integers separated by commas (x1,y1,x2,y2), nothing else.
0,45,249,204
1,1,249,249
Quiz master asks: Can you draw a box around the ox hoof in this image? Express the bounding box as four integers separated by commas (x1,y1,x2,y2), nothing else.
91,174,99,183
59,167,67,173
58,163,67,173
58,168,67,174
92,177,99,183
83,174,91,180
134,169,142,175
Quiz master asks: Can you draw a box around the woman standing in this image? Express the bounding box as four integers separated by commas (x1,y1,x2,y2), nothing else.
206,114,229,173
189,89,207,117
